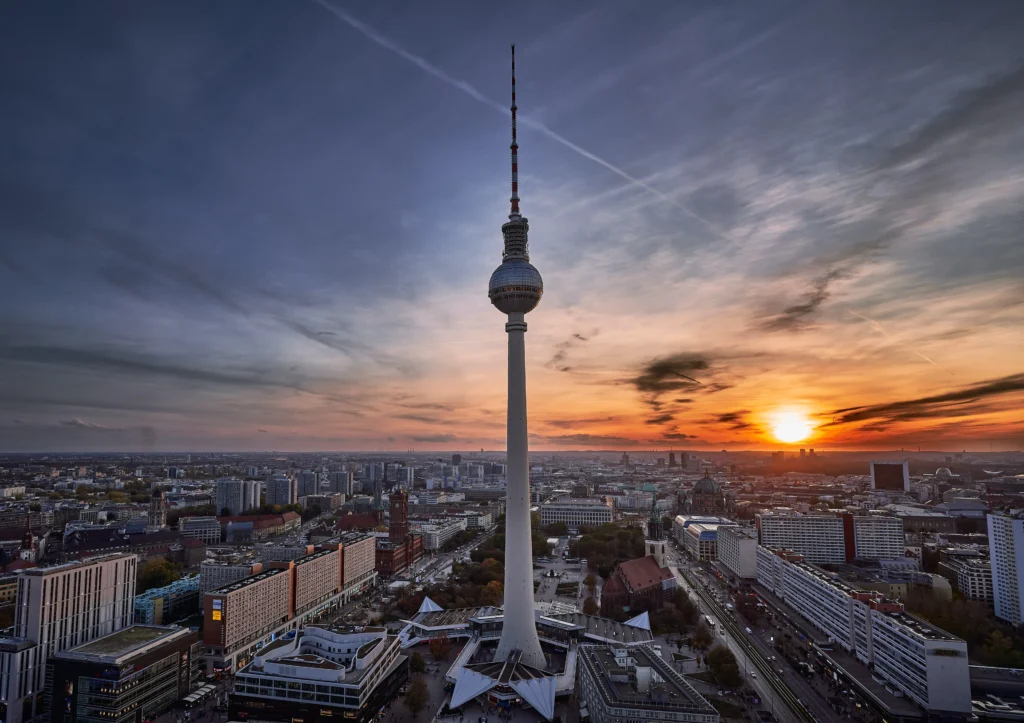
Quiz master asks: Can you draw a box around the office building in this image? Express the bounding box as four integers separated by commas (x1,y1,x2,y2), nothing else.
576,645,718,723
179,516,222,544
539,498,612,530
757,546,971,715
230,625,408,723
870,461,910,492
451,454,462,466
0,553,137,723
134,575,201,624
716,525,757,579
938,553,993,604
988,512,1024,625
216,479,259,517
266,475,297,507
682,521,725,562
49,625,200,723
200,559,263,594
419,518,468,551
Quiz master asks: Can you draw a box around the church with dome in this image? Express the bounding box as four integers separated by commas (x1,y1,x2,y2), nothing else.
679,471,730,515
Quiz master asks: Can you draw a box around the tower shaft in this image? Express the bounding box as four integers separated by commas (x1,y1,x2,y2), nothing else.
494,312,545,668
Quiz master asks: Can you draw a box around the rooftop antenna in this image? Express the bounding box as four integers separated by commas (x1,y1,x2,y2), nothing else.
509,43,520,220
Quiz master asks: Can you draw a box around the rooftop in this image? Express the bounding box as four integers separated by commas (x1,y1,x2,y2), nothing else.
579,644,716,715
544,498,609,506
212,565,287,594
62,625,189,661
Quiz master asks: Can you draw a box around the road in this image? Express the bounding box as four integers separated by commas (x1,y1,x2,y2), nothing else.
666,545,836,723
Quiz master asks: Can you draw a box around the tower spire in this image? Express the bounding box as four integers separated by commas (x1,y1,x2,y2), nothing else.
510,43,520,220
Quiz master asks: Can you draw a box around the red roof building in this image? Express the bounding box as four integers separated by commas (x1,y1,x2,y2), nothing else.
599,555,675,617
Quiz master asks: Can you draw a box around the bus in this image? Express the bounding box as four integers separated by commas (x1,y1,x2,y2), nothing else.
704,615,716,629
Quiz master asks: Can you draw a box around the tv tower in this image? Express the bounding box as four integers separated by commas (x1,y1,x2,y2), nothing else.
488,44,546,669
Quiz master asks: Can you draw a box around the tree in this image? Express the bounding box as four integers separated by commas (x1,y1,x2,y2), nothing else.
75,484,91,499
404,679,429,718
220,507,232,517
583,574,598,596
136,557,181,594
544,522,569,537
583,597,599,616
28,502,41,512
693,621,713,650
301,505,323,522
409,652,426,674
481,580,504,605
429,633,452,661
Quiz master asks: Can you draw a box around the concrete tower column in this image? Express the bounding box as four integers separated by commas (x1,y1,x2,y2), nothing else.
494,312,545,667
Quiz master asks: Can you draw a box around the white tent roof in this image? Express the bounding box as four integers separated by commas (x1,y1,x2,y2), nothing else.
624,611,651,631
450,668,497,708
511,675,556,720
417,596,444,614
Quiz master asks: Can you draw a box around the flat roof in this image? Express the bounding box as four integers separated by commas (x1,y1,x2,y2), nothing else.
63,625,187,660
580,645,716,714
212,566,287,594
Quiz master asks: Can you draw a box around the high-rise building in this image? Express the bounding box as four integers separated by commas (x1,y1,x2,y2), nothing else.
0,554,138,723
486,45,545,670
668,451,677,467
451,453,462,466
988,512,1024,625
296,471,318,498
148,486,168,530
328,471,353,496
216,479,260,516
870,461,910,492
266,475,297,507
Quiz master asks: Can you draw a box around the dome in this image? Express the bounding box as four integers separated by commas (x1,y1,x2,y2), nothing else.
489,259,543,314
692,474,721,495
935,468,952,478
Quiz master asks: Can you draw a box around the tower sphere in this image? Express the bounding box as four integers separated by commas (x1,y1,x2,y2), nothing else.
489,258,543,314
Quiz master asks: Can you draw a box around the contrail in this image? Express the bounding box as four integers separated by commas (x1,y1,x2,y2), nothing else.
311,0,724,238
850,310,955,375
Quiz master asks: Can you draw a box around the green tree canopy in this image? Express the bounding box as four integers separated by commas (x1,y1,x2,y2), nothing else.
404,679,429,718
137,557,181,594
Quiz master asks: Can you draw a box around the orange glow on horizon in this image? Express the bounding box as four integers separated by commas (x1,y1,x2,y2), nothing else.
770,410,814,444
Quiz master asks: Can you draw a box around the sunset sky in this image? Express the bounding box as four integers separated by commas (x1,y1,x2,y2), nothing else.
1,1,1023,453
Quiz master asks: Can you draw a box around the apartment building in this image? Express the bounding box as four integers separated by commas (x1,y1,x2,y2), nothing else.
230,625,407,723
0,553,138,723
179,516,222,544
266,475,297,507
757,512,846,564
203,541,377,674
539,498,612,530
215,479,260,517
200,559,263,594
293,547,342,616
340,533,376,602
937,550,993,604
988,512,1024,625
716,525,757,578
204,567,293,674
852,515,905,560
756,546,971,716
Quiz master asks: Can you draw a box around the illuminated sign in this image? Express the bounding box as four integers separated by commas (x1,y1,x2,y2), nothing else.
212,600,223,611
212,611,222,621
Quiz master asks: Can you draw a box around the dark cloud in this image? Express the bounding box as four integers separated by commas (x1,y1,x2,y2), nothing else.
662,432,698,440
759,269,844,331
61,418,120,431
631,354,710,395
396,402,456,412
547,329,599,372
646,414,674,425
395,413,445,424
829,373,1024,427
258,429,268,433
708,410,753,430
674,398,694,404
536,433,645,448
410,433,457,443
545,417,616,429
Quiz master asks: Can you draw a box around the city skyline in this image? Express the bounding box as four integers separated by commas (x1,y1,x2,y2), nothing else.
2,1,1024,453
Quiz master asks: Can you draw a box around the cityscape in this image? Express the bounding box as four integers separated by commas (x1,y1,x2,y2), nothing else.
2,4,1024,723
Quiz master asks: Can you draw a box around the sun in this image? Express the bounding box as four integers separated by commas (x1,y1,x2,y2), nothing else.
771,410,813,444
